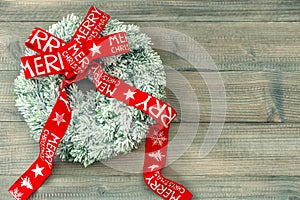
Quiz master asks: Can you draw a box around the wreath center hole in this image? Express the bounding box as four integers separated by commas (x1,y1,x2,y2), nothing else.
74,78,96,93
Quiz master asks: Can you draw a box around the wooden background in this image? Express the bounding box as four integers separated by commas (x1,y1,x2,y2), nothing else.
1,0,300,199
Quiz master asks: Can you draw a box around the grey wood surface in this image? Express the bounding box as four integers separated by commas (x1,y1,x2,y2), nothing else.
1,0,300,199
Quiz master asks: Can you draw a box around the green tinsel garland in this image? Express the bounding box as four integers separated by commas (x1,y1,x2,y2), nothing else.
14,14,166,167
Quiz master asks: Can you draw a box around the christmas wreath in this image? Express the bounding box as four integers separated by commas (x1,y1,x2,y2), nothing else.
14,14,166,167
10,6,192,200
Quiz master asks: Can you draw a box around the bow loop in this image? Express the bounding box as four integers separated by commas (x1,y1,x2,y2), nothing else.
21,5,127,81
71,6,110,45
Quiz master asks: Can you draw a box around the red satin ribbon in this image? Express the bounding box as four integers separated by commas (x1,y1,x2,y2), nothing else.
9,6,193,200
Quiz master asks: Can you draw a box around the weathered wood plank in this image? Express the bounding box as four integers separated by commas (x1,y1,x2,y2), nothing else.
4,71,300,123
1,122,300,177
1,0,300,22
0,70,278,122
2,175,300,199
1,22,300,71
144,22,300,72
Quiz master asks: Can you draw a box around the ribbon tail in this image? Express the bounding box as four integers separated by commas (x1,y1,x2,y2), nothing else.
91,63,192,199
8,157,51,200
9,83,72,200
144,125,193,200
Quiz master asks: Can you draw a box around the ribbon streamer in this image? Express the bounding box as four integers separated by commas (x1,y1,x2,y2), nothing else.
9,6,193,200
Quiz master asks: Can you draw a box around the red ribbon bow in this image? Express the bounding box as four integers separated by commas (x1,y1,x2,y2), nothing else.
9,6,193,200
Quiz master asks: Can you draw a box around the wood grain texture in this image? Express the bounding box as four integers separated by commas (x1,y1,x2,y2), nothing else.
1,1,300,200
2,122,300,176
1,22,300,71
1,122,300,199
1,0,300,22
0,70,289,122
2,175,300,199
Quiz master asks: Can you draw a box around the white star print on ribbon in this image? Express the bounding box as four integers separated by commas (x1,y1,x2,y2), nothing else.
52,112,66,126
31,164,44,178
124,89,136,100
89,43,102,56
